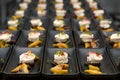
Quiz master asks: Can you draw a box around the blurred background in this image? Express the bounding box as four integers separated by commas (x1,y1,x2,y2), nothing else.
1,0,120,26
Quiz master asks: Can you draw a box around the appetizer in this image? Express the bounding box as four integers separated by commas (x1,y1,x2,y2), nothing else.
80,32,98,48
54,32,69,43
28,31,42,47
89,2,98,10
36,7,46,17
79,19,91,31
11,50,40,73
7,19,19,31
30,19,45,31
53,32,69,48
86,51,103,65
99,19,113,32
19,2,28,10
53,51,68,64
109,33,120,48
84,51,103,74
50,50,69,74
56,9,66,19
14,10,25,19
74,9,86,20
0,31,13,48
93,10,104,20
84,65,102,74
53,19,67,31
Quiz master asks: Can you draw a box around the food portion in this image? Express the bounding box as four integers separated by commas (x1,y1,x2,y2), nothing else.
7,19,19,31
70,0,86,19
93,10,104,20
50,50,69,74
79,19,91,31
53,32,69,48
87,0,98,11
55,9,66,19
80,32,98,48
84,51,103,74
0,31,13,48
99,19,113,32
36,0,47,17
86,51,103,65
14,10,25,19
19,2,28,10
11,50,40,73
53,19,66,31
28,31,42,47
53,51,68,64
30,19,45,31
109,33,120,48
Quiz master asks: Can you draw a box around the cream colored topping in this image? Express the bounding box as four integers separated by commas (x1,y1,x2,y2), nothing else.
53,19,64,27
19,3,28,10
110,33,120,42
55,32,69,42
15,10,24,16
79,19,91,28
28,31,41,42
80,32,94,42
74,9,85,16
0,32,12,42
54,51,68,64
87,51,103,63
100,20,111,29
19,50,36,64
30,19,42,26
93,10,104,16
8,19,18,27
56,10,66,16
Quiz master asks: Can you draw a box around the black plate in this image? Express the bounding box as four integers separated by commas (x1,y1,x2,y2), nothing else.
42,48,79,78
3,47,43,77
100,31,120,48
77,48,118,78
46,30,75,48
15,30,46,47
107,48,120,72
74,31,105,48
23,17,48,31
49,18,71,31
71,19,96,31
0,48,11,74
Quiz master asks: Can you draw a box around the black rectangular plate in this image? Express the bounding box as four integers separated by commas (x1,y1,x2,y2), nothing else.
46,30,75,48
15,30,46,47
74,31,105,48
0,48,11,74
42,48,79,78
107,48,120,71
77,48,118,78
3,47,43,77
